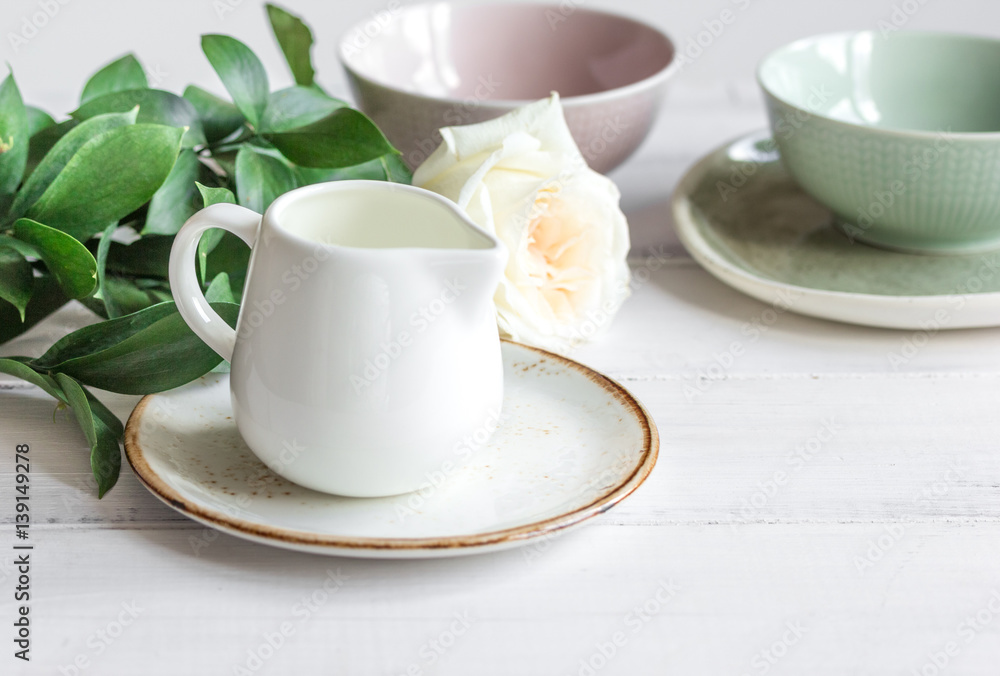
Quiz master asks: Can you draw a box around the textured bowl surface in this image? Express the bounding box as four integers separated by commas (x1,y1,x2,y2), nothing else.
673,130,1000,330
339,2,676,173
758,31,1000,253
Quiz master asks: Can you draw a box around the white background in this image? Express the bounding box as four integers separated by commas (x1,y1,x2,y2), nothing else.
3,1,1000,675
5,0,1000,111
3,0,1000,256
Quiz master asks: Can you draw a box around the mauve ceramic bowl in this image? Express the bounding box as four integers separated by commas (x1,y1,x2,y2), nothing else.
338,2,676,174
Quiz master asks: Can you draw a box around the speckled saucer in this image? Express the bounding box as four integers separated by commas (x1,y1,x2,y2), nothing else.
673,130,1000,329
124,341,658,559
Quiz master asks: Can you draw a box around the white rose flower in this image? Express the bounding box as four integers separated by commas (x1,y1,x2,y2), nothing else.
413,93,631,354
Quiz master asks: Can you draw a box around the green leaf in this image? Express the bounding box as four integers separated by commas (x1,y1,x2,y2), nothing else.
203,232,250,295
23,120,77,184
204,271,235,303
295,162,381,184
197,229,225,285
0,246,33,320
261,86,345,133
235,145,296,213
84,388,124,440
0,73,29,197
193,183,237,283
182,85,245,143
25,106,55,136
104,234,174,279
28,124,184,242
201,35,269,129
72,89,206,148
12,218,97,298
208,148,237,178
54,373,121,497
196,181,237,208
94,416,123,496
94,222,121,318
266,4,316,87
133,277,169,291
80,54,148,105
244,137,287,159
0,274,68,344
31,300,240,394
0,361,111,431
143,149,201,235
0,233,36,257
296,152,413,185
11,109,138,221
0,358,65,402
53,375,93,443
263,108,396,168
37,299,178,362
204,274,237,375
381,152,413,184
82,275,165,319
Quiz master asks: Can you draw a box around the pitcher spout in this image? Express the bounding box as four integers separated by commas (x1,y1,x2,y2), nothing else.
420,189,508,314
430,237,507,315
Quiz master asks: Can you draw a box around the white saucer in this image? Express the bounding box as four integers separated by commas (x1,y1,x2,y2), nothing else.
124,341,658,558
673,130,1000,330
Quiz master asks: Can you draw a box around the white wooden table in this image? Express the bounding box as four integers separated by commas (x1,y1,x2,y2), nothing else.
4,1,1000,673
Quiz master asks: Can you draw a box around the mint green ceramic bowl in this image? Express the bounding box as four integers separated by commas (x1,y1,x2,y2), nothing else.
758,31,1000,254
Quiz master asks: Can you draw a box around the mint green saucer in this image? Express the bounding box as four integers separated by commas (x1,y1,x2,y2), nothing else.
672,131,1000,329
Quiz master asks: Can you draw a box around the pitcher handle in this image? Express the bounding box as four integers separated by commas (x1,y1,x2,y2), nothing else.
168,203,260,362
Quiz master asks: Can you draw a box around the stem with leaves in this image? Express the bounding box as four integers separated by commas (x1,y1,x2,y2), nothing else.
0,4,410,496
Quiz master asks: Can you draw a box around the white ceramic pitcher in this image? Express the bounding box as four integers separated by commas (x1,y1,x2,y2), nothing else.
169,181,506,497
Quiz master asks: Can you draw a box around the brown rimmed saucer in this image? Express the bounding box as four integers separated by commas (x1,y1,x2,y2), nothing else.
124,340,658,558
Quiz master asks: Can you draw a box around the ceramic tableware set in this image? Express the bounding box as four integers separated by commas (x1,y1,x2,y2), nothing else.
676,30,1000,329
125,4,1000,557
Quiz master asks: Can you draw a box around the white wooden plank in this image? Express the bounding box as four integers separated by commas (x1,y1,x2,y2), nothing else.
6,262,1000,394
3,370,1000,528
5,523,999,675
576,263,1000,378
612,374,1000,524
0,3,998,673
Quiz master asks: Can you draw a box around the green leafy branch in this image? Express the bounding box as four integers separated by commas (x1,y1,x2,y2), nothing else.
0,4,410,496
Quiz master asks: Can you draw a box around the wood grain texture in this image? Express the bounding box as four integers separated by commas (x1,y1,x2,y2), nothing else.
2,525,998,675
2,261,1000,674
2,0,1000,668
